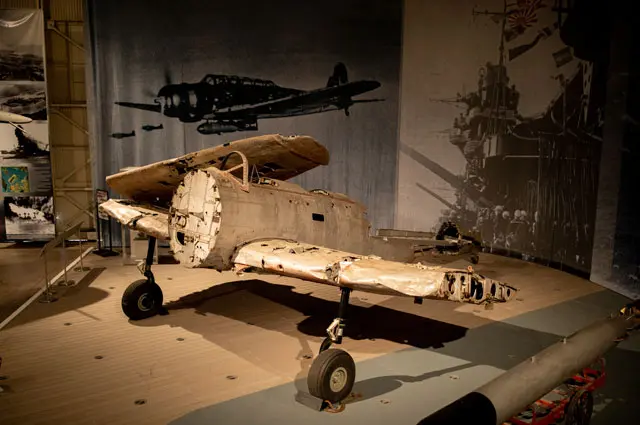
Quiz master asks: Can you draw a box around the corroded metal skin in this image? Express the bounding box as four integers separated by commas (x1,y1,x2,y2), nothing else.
167,167,371,269
99,199,169,240
106,134,330,204
233,239,515,302
98,134,517,305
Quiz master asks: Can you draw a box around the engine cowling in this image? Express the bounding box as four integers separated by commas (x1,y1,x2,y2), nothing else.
168,169,224,268
168,163,372,270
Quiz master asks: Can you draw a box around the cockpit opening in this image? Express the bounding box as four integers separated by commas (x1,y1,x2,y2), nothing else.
202,74,276,87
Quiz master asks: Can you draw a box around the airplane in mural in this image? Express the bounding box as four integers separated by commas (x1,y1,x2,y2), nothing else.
114,63,384,135
110,130,136,139
0,110,32,125
0,111,49,157
98,133,517,408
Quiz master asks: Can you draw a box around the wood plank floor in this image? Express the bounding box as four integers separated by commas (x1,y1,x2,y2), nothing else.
0,253,603,425
0,243,84,324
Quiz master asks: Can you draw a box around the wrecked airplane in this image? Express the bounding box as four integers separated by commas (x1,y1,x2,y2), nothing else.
99,134,517,406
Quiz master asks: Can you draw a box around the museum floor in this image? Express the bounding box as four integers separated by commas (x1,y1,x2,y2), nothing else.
0,242,87,326
0,252,638,425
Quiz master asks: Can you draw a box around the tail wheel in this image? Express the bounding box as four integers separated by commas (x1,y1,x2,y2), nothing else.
121,279,164,321
307,348,356,403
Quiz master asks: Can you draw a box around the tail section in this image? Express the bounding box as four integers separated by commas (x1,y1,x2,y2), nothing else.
326,62,348,87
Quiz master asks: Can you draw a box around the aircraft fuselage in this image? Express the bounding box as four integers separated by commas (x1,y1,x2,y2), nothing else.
114,63,382,135
168,164,477,271
156,78,302,123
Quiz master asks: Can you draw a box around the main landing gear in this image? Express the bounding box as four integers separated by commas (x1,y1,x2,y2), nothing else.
307,287,356,405
121,236,165,321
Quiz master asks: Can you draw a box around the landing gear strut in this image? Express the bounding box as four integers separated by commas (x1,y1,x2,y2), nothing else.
121,236,165,320
307,288,356,404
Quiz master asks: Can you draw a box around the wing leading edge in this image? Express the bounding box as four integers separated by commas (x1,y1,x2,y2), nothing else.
106,134,330,203
211,81,381,120
233,239,516,304
93,201,517,305
99,199,170,240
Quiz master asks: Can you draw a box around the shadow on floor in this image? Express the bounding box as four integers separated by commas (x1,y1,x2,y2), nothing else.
168,329,640,425
162,288,639,425
350,362,475,403
130,278,471,401
0,242,95,324
4,267,109,329
137,278,469,350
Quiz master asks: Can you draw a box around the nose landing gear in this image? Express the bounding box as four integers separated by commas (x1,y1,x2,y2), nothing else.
121,236,166,321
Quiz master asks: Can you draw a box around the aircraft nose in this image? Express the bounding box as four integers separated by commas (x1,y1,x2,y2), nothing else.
0,111,32,124
157,86,172,97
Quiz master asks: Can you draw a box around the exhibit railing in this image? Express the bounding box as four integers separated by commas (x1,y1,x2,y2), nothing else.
0,222,95,331
38,221,90,303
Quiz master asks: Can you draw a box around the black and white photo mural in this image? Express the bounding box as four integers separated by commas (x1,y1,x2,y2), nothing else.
397,0,606,277
0,9,54,241
85,0,403,246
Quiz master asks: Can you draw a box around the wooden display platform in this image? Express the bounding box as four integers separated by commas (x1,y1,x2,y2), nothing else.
0,253,607,425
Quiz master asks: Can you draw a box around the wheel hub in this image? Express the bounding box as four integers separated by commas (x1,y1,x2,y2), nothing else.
329,366,348,392
137,293,154,311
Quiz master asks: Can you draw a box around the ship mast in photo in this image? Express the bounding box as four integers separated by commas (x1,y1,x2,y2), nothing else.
420,0,602,271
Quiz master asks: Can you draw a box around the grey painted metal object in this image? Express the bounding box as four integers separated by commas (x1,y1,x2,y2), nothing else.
417,302,640,425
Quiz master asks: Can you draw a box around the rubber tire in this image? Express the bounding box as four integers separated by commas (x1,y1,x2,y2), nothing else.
121,279,163,321
307,348,356,403
565,389,594,425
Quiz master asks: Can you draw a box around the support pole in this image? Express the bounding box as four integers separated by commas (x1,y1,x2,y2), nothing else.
95,205,102,251
38,251,57,303
108,218,113,251
58,237,75,286
336,288,351,344
79,237,85,270
74,231,90,272
143,236,157,283
93,190,118,257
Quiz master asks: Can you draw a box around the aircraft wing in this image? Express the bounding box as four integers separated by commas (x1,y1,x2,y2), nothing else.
209,81,381,120
93,200,516,304
106,134,329,203
99,199,170,240
232,239,516,304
